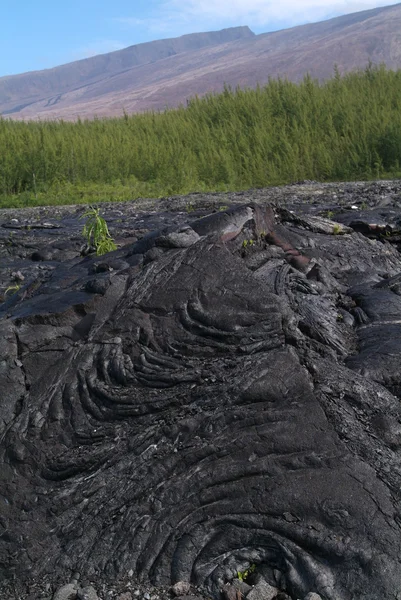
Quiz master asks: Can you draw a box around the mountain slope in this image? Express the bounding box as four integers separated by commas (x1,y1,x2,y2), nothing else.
1,3,401,120
0,27,254,117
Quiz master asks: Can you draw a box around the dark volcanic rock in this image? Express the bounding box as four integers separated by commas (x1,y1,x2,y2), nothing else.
1,181,401,600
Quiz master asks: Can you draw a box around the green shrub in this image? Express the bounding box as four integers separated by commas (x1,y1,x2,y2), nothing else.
81,207,117,255
1,65,401,208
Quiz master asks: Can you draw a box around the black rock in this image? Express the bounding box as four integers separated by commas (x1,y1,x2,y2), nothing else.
1,184,401,600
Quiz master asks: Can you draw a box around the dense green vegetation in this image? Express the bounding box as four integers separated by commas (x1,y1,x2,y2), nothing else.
1,64,401,209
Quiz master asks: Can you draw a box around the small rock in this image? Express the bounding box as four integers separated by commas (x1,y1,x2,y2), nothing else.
157,228,200,248
304,594,322,600
12,270,25,281
222,583,238,600
283,512,297,523
117,593,133,600
93,262,112,273
231,579,252,597
172,582,191,597
128,570,134,578
143,247,165,265
77,586,99,600
52,583,79,600
247,579,279,600
85,277,111,295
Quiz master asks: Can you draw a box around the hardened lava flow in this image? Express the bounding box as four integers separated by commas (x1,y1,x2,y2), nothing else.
1,193,401,600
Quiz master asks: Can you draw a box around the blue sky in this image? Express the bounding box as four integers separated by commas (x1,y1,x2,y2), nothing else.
1,0,399,77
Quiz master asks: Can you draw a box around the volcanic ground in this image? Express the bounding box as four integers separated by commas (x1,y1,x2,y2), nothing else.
1,180,401,600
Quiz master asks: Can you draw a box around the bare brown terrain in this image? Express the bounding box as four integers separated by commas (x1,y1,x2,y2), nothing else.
1,2,401,120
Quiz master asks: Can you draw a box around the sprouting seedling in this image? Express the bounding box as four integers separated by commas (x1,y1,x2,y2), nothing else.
5,283,21,296
237,564,256,582
80,207,117,256
332,223,342,235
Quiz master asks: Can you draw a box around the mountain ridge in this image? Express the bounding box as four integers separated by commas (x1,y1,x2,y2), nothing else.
0,26,254,113
1,3,401,120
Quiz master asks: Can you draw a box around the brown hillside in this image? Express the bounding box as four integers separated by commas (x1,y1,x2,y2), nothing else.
1,3,401,120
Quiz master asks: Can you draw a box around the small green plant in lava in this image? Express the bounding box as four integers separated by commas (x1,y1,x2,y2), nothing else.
4,283,21,296
237,564,256,582
81,207,117,256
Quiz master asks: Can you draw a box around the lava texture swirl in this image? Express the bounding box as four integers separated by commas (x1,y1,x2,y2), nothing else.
1,202,401,600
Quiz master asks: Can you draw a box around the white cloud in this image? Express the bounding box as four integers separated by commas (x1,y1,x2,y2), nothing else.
167,0,400,24
117,0,400,35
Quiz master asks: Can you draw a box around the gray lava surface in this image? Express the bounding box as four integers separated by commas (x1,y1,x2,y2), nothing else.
1,180,401,600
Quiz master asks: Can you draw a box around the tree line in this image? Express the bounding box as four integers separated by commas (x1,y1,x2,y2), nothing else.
1,64,401,208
